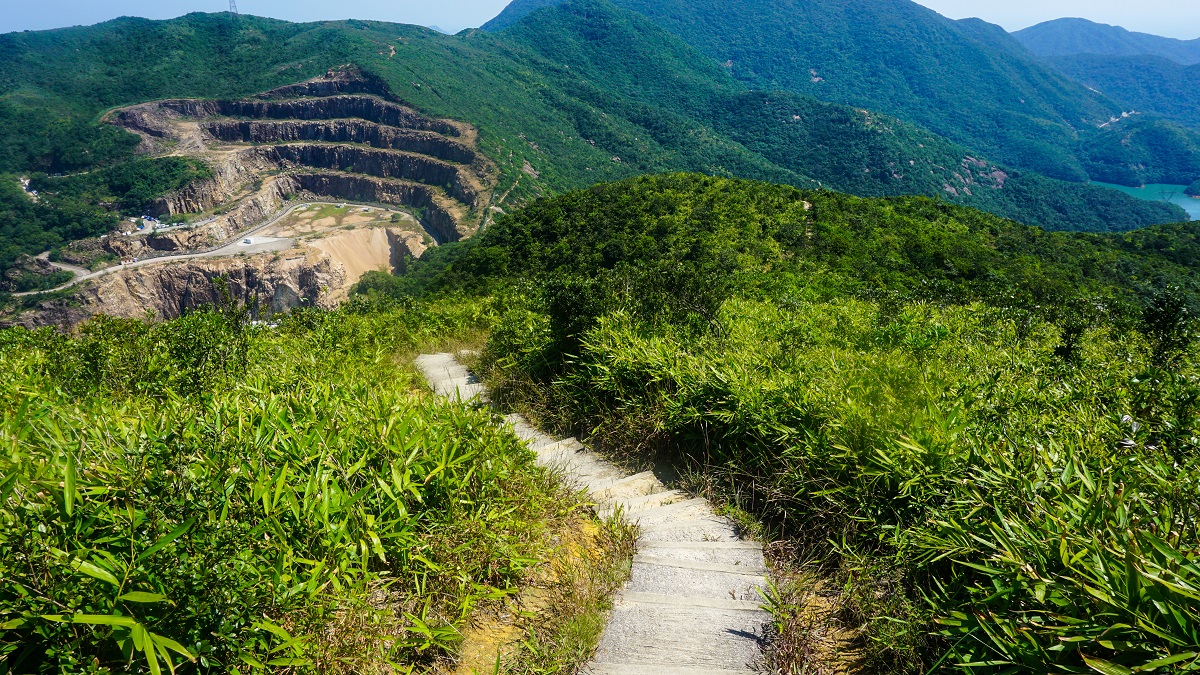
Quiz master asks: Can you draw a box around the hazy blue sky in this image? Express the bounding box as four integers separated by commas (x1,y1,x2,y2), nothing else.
1,0,1197,39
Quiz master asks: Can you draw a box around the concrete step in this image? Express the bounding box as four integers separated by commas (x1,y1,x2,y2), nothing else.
587,665,757,675
502,413,562,450
634,554,768,576
414,353,485,401
535,437,585,458
591,597,768,669
624,497,714,527
639,516,742,543
589,471,666,501
636,541,767,569
597,489,689,519
625,560,765,602
539,448,628,485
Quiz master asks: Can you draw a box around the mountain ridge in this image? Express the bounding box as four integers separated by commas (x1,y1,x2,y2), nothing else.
485,0,1125,182
1014,18,1200,65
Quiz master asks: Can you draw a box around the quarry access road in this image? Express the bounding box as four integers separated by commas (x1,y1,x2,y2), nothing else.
11,201,333,298
416,353,772,674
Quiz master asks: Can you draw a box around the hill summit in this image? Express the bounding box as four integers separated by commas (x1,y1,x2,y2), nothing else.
1014,18,1200,65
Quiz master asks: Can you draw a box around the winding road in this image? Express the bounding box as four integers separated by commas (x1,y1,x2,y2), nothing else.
13,202,342,298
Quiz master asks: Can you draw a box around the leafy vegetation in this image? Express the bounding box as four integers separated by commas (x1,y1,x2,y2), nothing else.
0,293,592,673
0,158,209,284
384,173,1200,673
29,157,212,216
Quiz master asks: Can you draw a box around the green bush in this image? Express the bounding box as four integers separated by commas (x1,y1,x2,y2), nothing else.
0,296,564,673
427,174,1200,672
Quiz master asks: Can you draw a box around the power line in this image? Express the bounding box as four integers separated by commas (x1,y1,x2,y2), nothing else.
229,0,239,14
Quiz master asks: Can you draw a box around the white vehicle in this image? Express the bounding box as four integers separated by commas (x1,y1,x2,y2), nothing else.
243,238,253,244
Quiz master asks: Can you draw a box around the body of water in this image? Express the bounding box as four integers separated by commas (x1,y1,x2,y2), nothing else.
1092,182,1200,221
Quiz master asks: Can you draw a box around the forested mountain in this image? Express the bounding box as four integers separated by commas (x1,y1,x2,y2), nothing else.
1009,19,1200,136
3,2,1190,285
1046,54,1200,134
1014,18,1200,65
485,0,1200,188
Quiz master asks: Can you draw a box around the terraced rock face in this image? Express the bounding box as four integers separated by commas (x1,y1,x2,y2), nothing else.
108,67,495,246
6,69,493,330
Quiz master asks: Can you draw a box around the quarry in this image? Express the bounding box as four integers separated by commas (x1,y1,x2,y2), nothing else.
6,67,496,329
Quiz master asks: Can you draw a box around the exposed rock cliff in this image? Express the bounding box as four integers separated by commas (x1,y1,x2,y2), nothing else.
160,96,462,137
110,69,493,242
256,66,398,101
257,144,481,205
289,173,465,242
12,68,494,330
7,225,427,330
203,119,479,164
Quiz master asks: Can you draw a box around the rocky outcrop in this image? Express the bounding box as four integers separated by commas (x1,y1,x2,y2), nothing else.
203,119,479,164
7,224,429,330
151,148,282,217
0,255,62,292
256,66,397,101
1,253,335,330
113,74,492,239
160,96,462,137
255,144,480,205
289,173,464,243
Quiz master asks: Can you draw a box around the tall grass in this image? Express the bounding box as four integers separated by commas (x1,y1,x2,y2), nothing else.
481,294,1200,673
0,296,568,673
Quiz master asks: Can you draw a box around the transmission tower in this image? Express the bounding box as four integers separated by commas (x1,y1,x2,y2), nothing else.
229,0,239,14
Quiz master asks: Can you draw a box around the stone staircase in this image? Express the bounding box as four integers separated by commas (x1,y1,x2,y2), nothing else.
415,353,770,674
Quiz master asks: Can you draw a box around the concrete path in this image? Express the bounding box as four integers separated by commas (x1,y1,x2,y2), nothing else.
415,353,770,674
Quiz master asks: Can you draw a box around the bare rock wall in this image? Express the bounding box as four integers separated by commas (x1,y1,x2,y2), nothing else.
203,119,479,164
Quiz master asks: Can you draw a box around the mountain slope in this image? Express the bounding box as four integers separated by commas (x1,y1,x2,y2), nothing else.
496,1,1185,230
486,0,1200,191
0,5,1188,288
1048,53,1200,132
486,0,1122,182
1014,18,1200,65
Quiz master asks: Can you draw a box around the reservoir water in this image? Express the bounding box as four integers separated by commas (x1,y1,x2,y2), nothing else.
1091,182,1200,221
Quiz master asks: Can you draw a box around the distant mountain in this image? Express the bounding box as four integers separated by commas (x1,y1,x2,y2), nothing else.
1049,53,1200,132
1014,18,1200,65
486,0,1128,183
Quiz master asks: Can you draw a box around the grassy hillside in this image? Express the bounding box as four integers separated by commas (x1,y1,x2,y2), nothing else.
0,296,604,672
384,173,1200,673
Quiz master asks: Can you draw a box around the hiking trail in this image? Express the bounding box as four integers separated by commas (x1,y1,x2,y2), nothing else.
415,352,771,674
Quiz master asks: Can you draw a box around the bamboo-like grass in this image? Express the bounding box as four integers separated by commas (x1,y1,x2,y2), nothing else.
481,294,1200,674
0,296,575,673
